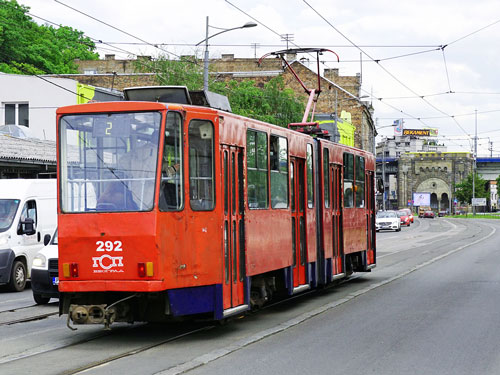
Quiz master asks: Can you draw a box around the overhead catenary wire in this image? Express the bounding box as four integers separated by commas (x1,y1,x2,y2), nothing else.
301,0,471,139
53,0,194,63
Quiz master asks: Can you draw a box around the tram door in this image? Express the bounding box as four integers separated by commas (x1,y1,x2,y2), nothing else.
331,164,343,275
291,158,307,287
221,146,245,310
366,171,376,262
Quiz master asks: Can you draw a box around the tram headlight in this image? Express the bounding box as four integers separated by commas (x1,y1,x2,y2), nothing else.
32,254,47,269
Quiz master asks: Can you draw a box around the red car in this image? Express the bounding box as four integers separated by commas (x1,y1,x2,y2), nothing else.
397,210,411,226
423,210,435,218
401,208,414,223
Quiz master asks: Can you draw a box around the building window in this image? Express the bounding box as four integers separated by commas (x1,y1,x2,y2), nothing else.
3,102,29,126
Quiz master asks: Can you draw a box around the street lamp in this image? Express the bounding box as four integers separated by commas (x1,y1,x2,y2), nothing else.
196,16,257,91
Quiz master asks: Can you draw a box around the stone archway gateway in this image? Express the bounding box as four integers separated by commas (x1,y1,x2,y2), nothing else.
415,177,450,210
396,152,473,211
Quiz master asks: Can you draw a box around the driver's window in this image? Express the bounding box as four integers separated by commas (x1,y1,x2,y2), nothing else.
18,200,37,235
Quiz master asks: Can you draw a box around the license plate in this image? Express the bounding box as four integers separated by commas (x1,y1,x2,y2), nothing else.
52,277,59,286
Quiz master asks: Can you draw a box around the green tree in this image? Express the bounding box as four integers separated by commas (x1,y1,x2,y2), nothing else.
213,77,304,127
0,0,98,74
455,172,488,204
134,54,204,90
143,54,305,127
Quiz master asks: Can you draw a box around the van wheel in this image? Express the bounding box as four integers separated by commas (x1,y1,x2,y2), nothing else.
8,261,27,292
33,293,50,305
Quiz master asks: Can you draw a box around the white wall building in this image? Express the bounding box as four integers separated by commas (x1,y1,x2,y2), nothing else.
0,73,79,141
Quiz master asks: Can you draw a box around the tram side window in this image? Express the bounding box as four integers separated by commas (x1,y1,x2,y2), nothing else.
189,120,215,211
323,148,330,208
270,135,288,209
343,152,354,208
160,111,184,211
355,155,365,208
306,144,314,208
247,130,268,209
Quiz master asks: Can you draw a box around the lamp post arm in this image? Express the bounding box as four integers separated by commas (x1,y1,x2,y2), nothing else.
196,25,247,46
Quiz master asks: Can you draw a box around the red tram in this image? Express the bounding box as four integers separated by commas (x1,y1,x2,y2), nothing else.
56,86,376,329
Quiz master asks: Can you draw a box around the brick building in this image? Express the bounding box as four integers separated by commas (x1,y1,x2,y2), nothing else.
53,54,376,152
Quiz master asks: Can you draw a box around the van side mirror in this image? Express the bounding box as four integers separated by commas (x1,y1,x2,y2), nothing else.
44,234,51,246
20,218,36,236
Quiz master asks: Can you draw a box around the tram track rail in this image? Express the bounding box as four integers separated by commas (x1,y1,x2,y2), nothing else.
0,311,59,326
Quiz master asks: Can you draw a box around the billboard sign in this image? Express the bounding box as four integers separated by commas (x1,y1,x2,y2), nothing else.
394,119,403,136
413,192,431,206
403,129,431,136
472,198,487,206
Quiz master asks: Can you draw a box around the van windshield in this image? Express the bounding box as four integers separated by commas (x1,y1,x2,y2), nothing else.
0,199,20,232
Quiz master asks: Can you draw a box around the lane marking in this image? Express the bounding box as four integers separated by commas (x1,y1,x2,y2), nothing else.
155,222,497,375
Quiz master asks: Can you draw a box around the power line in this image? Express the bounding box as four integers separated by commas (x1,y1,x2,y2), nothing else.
447,17,500,46
223,0,438,130
301,0,470,138
53,0,182,60
441,48,452,92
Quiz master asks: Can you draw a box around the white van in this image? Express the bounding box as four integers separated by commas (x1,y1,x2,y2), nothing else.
0,179,57,292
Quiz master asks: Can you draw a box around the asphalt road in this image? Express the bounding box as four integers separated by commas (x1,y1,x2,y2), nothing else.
1,217,499,375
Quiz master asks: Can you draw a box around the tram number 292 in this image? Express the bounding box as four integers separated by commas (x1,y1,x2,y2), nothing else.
96,241,123,252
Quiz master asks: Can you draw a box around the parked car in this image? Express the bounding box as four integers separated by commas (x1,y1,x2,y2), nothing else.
376,210,401,232
31,228,58,304
423,210,435,218
438,210,448,217
397,210,411,226
401,208,414,223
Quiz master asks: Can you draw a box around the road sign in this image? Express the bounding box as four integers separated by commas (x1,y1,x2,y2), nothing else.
472,198,487,206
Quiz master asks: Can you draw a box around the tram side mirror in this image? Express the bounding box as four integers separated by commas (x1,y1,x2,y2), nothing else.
377,178,384,193
20,217,36,236
44,234,52,246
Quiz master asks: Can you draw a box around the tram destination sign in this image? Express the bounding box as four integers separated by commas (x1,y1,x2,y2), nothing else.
403,129,431,136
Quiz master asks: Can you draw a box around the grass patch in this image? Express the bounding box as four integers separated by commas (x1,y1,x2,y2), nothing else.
446,213,500,219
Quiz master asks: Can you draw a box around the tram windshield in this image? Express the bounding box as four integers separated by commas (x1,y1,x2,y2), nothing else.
59,112,162,212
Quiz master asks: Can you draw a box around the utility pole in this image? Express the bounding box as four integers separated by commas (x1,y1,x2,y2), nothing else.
382,141,386,210
473,109,477,216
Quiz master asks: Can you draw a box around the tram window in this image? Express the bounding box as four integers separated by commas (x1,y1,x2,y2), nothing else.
189,120,215,211
306,144,314,208
270,135,288,209
160,111,184,211
246,130,268,209
224,151,228,214
355,156,365,208
343,153,354,208
323,148,330,208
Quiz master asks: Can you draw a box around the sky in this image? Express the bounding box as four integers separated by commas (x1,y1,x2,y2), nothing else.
17,0,500,155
